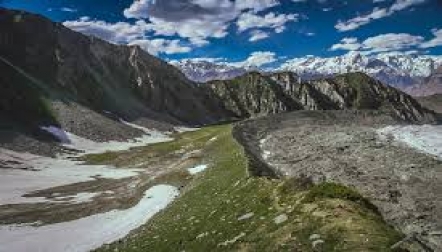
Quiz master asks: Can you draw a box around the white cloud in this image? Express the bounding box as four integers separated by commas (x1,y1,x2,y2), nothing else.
237,12,298,33
63,18,191,55
63,17,149,44
129,39,191,55
363,33,424,53
330,37,362,51
335,0,427,32
229,51,278,68
122,0,281,46
330,33,425,54
249,30,270,42
420,28,442,48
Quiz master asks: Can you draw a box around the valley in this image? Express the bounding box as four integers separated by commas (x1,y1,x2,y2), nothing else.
1,5,442,252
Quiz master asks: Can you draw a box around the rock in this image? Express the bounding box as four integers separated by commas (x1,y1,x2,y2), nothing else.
309,234,321,241
274,214,288,224
312,239,324,250
237,212,254,221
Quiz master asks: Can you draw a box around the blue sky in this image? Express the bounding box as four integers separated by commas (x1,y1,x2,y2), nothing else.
2,0,442,68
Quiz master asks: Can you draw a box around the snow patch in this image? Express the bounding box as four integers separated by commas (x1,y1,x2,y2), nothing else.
187,164,208,175
0,148,143,205
0,185,179,252
377,125,442,160
62,130,171,155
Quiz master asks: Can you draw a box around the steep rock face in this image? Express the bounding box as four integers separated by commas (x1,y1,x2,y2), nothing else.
0,8,231,133
204,72,303,118
206,71,436,122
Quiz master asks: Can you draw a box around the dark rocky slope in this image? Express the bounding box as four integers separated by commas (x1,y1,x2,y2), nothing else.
206,71,437,122
0,8,232,144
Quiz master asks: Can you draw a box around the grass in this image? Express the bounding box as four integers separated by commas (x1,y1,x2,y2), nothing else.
93,124,403,252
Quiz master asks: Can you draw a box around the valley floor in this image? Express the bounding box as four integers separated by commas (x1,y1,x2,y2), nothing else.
0,114,441,251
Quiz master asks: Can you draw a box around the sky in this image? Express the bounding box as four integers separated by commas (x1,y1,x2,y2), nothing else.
2,0,442,68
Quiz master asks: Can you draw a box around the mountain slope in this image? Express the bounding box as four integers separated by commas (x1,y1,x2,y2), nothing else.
205,71,436,122
0,8,232,143
417,94,442,114
406,66,442,96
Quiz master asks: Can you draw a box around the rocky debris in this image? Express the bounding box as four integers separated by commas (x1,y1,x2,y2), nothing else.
234,110,442,251
207,71,437,123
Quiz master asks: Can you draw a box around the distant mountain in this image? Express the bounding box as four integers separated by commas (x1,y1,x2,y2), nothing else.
175,53,442,90
171,59,248,83
204,71,436,122
279,52,442,90
406,66,442,96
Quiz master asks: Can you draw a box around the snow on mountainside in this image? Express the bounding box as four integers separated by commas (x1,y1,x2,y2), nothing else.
279,52,442,89
172,59,247,83
173,53,442,89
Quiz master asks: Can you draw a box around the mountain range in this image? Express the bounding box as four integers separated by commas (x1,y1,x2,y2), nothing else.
173,53,442,95
0,7,437,151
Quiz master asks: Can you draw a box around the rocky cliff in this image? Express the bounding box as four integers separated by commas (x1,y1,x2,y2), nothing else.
0,8,231,140
206,71,436,122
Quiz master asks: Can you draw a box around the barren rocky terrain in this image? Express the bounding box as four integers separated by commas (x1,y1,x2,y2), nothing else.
234,110,442,251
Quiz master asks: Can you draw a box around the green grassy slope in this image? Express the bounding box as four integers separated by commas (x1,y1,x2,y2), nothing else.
87,125,403,252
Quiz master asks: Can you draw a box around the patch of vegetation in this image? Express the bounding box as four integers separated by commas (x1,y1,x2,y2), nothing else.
93,124,403,252
302,182,379,214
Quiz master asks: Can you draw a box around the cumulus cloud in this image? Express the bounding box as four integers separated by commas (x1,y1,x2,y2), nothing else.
335,0,427,32
63,17,149,44
122,0,282,46
63,17,191,55
330,33,425,54
237,11,298,33
330,37,362,51
129,39,192,55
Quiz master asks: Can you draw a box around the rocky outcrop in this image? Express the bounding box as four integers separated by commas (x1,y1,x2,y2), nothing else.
0,8,232,138
206,71,436,122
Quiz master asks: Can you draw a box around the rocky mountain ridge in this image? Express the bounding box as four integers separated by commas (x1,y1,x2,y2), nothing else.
0,8,232,145
205,71,436,122
175,53,442,92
